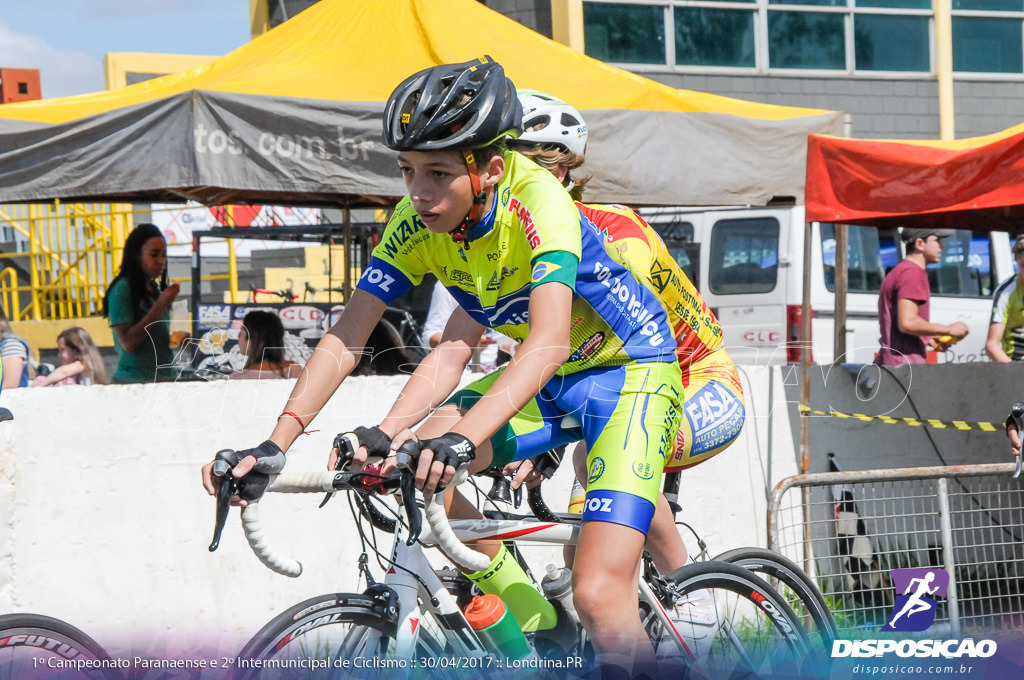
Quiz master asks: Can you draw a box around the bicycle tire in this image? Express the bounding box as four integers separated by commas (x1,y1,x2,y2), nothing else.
232,592,464,680
645,561,816,679
715,547,838,651
0,613,117,680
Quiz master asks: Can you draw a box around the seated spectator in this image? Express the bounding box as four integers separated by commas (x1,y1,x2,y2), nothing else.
0,307,31,390
34,326,110,386
229,311,302,380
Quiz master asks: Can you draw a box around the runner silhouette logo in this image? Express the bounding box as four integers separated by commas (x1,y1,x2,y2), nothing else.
882,568,949,632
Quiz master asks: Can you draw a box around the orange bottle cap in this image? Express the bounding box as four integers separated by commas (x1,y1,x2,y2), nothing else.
464,594,505,629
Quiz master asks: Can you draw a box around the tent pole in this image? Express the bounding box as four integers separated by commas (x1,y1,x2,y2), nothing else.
800,219,813,573
834,223,848,363
343,208,352,302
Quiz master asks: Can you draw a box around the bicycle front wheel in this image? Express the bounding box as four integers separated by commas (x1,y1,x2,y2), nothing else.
647,561,815,679
233,593,454,680
715,547,838,651
0,613,118,680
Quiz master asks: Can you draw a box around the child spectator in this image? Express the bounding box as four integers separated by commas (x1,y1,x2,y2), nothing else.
34,326,109,386
229,311,302,380
0,306,31,390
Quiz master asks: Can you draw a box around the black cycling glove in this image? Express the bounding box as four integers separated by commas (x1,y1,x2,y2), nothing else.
528,445,566,480
334,426,392,468
211,440,284,502
421,433,476,479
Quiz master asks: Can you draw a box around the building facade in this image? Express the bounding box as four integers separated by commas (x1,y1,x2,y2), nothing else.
483,0,1024,139
251,0,1023,139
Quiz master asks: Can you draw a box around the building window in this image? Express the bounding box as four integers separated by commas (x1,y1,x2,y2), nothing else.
582,0,1024,75
675,8,756,67
855,15,931,71
768,11,846,69
953,17,1023,72
583,2,667,64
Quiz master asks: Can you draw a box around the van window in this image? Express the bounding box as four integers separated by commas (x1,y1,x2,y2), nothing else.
927,229,992,298
656,220,698,285
821,224,887,293
709,218,780,294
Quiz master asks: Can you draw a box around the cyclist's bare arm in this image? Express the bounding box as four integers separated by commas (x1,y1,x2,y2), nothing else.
201,289,386,494
407,282,571,495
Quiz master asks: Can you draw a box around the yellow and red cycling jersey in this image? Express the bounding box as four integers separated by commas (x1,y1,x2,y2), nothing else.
581,203,742,470
580,202,723,370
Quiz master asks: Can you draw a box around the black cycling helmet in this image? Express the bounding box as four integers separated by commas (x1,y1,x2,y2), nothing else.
382,55,522,152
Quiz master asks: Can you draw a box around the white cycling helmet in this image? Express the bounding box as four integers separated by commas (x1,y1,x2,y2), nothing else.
516,89,588,157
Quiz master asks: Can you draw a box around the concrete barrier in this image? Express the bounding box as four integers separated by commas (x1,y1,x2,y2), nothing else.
0,366,798,658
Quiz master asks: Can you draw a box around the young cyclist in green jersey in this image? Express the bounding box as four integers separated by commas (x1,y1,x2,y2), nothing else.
203,57,682,676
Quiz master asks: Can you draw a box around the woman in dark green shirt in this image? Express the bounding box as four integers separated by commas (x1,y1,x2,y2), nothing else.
102,223,180,383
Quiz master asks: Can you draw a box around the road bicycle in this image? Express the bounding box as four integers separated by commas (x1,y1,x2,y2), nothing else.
209,438,819,679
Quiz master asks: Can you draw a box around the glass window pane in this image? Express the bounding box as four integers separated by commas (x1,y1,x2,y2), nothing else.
584,3,666,64
769,0,845,6
709,219,780,294
855,15,930,71
821,225,888,293
927,230,992,297
858,0,931,8
675,8,756,66
954,0,1023,10
769,12,846,69
953,17,1023,73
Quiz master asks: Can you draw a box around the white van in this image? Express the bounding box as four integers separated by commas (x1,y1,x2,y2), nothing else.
639,205,1013,365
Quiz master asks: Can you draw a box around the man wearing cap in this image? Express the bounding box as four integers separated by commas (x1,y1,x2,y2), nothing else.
875,228,970,366
985,234,1024,361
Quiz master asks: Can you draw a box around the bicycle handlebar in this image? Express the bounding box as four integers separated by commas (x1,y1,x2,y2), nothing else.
210,439,494,577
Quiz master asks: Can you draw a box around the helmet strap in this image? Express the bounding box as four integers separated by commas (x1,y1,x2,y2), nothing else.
450,150,489,248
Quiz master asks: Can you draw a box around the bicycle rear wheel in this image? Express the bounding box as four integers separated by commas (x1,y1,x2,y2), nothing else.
233,593,457,680
645,561,815,679
0,614,117,680
715,547,838,652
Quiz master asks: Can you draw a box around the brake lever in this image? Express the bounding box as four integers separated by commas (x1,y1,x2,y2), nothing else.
321,432,359,508
394,439,423,545
208,449,239,552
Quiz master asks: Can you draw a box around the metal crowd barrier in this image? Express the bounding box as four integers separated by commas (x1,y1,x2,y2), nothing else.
768,463,1023,637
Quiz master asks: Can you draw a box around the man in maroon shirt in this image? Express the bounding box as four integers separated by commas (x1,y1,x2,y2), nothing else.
875,228,970,366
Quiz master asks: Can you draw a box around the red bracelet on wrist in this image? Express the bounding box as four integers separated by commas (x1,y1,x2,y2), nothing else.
279,411,320,436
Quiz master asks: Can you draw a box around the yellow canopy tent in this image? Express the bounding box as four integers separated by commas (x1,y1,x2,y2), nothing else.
0,0,843,207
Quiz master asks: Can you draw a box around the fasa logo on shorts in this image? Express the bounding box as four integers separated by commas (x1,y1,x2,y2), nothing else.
588,458,605,485
882,568,949,632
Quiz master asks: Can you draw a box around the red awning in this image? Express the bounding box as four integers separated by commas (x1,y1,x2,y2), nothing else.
805,122,1024,231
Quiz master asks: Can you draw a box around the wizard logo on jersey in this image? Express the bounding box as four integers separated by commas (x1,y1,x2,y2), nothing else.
882,568,949,632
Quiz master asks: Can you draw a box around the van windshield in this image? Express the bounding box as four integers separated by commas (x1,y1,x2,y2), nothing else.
708,218,780,294
821,225,994,298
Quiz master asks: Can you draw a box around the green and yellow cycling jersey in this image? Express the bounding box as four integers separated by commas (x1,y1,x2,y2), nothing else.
356,151,675,374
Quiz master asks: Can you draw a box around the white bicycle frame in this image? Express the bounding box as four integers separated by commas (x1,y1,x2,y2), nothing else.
238,470,693,663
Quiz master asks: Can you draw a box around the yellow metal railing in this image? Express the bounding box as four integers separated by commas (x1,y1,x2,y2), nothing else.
0,202,133,321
